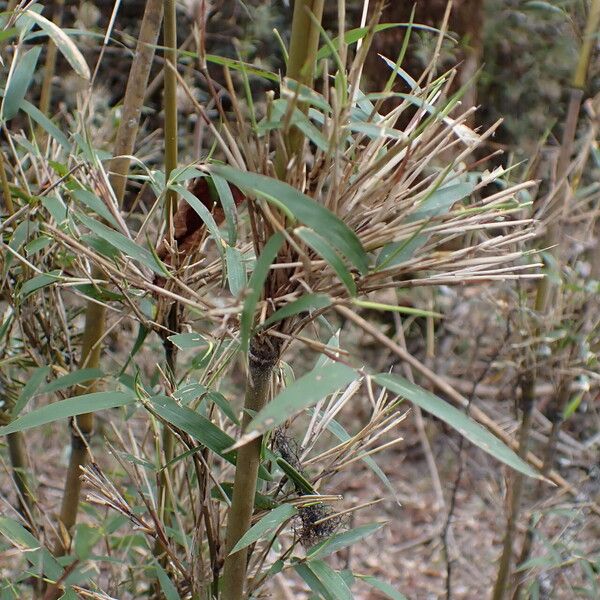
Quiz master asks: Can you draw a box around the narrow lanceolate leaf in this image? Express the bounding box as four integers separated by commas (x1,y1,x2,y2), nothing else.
352,299,443,318
374,373,540,479
76,213,166,276
12,366,50,418
225,246,246,296
408,182,474,222
39,368,104,395
21,100,70,150
1,46,41,120
230,503,298,555
240,232,284,352
306,522,385,560
154,564,181,600
0,517,63,582
23,10,91,80
357,575,409,600
248,363,358,434
261,293,332,329
0,391,136,435
149,395,271,480
209,164,368,275
295,560,353,600
295,227,357,296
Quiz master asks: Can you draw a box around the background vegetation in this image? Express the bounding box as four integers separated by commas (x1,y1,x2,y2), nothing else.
0,1,598,599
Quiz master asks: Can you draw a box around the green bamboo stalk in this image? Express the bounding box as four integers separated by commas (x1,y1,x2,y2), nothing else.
221,340,280,600
163,0,178,219
52,0,164,558
274,0,325,177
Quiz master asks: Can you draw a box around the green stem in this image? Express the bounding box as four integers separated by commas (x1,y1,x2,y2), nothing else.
7,431,34,523
274,0,325,178
163,0,178,217
221,339,280,600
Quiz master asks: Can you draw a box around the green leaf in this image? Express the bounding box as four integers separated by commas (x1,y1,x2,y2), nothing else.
295,560,353,600
261,294,332,329
295,227,357,296
39,368,104,395
23,10,90,80
0,391,136,435
307,522,384,559
230,503,297,554
357,575,408,600
210,175,238,245
21,100,70,149
206,391,239,425
75,213,166,275
374,373,540,479
211,482,277,510
154,564,181,600
19,270,61,299
276,457,315,494
408,182,473,222
71,189,119,227
240,232,284,352
149,395,271,480
2,46,41,120
12,366,50,418
210,164,368,275
352,299,442,318
225,246,246,296
170,183,224,253
167,332,209,350
248,363,358,434
0,517,63,581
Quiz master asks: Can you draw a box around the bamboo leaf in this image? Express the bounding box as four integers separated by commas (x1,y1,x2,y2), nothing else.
0,517,63,581
276,457,315,494
261,293,332,329
19,270,62,299
21,100,70,150
296,227,357,296
12,366,50,418
307,522,385,559
149,395,271,480
248,363,358,433
1,46,41,121
295,560,353,600
408,182,474,222
39,368,104,395
75,213,166,276
374,373,540,479
167,332,209,350
225,246,246,296
0,391,136,435
240,232,284,352
23,10,90,80
154,564,181,600
352,299,443,318
209,164,368,275
357,575,408,600
230,503,298,555
210,174,238,245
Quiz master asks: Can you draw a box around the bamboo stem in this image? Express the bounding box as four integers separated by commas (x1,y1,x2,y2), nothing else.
274,0,325,177
110,0,164,206
491,376,535,600
222,339,280,600
163,0,178,218
51,0,164,560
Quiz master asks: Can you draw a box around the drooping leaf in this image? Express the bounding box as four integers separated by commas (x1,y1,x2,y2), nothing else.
149,395,271,480
230,503,298,554
11,366,50,418
276,457,315,494
167,332,209,351
295,227,357,296
210,164,368,275
39,368,104,395
248,363,358,434
374,373,540,479
154,564,181,600
0,391,136,435
295,560,353,600
76,213,166,275
408,182,474,222
18,270,62,299
307,522,384,559
357,575,409,600
2,46,42,120
225,246,246,296
23,10,90,79
21,100,70,149
71,189,119,227
261,294,332,329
